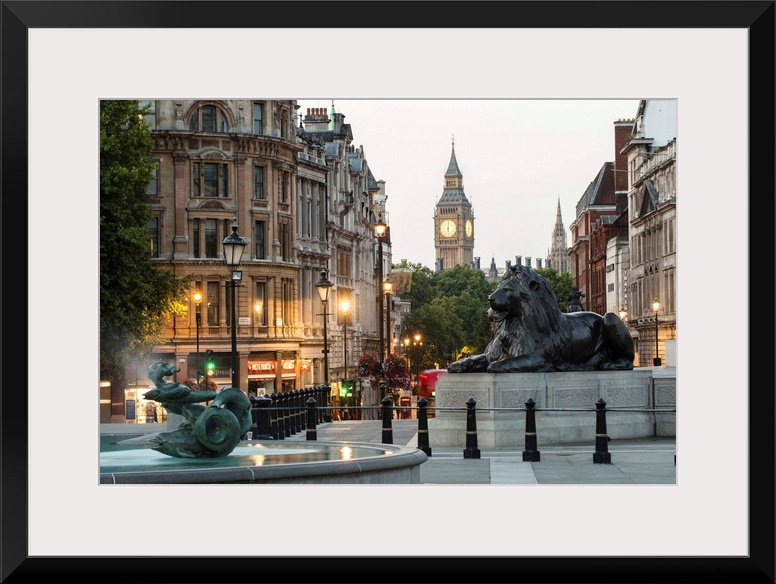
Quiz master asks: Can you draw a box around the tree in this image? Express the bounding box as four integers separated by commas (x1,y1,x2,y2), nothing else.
398,263,493,368
534,268,574,312
100,100,190,418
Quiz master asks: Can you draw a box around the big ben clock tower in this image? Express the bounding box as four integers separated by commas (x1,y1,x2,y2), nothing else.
434,137,475,271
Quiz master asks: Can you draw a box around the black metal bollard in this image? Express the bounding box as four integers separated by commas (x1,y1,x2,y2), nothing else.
381,396,394,444
593,398,611,464
299,388,308,432
522,398,540,462
249,396,259,437
269,392,280,440
283,390,293,437
416,397,432,456
323,384,333,423
254,395,273,440
463,397,481,459
306,397,318,441
315,385,323,425
276,391,286,440
291,389,301,434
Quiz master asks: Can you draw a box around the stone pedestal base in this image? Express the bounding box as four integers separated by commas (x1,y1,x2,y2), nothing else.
427,370,675,447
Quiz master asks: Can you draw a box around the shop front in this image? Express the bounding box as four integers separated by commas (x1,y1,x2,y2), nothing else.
123,384,168,424
246,359,311,396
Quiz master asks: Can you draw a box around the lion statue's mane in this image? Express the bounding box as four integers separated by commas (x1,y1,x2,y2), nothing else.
449,265,634,373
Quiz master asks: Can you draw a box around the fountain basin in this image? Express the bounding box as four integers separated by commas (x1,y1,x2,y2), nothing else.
100,440,428,484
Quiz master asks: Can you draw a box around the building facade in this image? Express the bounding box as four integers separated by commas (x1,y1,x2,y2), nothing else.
620,100,677,366
433,139,475,271
567,119,632,313
108,99,392,423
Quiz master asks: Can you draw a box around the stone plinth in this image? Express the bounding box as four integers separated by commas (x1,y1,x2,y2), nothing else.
427,369,675,447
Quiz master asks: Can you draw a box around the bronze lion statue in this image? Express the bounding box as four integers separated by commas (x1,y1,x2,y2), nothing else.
448,265,634,373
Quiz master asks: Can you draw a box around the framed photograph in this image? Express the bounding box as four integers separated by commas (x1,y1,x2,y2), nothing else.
5,1,772,582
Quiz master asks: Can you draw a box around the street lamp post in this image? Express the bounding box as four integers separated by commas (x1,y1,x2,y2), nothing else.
315,269,332,389
652,298,661,366
315,269,332,422
413,333,422,382
374,215,387,365
222,221,247,390
193,290,202,387
340,298,350,420
374,214,387,406
383,278,393,358
618,306,627,325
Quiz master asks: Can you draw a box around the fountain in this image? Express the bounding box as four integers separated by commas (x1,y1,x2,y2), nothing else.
100,362,427,484
100,439,427,484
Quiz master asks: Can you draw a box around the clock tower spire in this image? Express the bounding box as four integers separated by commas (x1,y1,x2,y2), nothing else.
434,137,475,271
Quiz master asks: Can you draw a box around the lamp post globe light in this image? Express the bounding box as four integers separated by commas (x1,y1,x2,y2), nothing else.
315,268,332,389
652,298,661,366
222,221,247,390
193,290,202,386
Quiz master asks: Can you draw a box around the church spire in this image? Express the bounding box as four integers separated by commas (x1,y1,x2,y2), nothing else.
445,135,462,179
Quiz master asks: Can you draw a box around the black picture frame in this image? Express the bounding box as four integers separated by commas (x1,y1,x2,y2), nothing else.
3,2,773,582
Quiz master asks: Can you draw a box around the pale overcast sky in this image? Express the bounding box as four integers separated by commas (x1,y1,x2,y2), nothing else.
298,98,640,271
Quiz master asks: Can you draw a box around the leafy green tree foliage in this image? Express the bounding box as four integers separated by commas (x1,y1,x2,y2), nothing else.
392,260,435,308
100,100,190,414
534,268,574,312
397,263,493,368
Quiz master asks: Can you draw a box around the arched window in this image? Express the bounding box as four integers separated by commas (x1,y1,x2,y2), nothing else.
189,104,229,132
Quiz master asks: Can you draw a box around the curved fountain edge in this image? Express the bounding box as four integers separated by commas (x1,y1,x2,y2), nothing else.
100,442,429,485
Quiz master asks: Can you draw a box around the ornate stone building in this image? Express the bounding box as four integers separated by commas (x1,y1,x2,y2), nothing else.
621,100,677,366
567,119,632,314
111,99,391,422
433,138,475,271
547,198,570,274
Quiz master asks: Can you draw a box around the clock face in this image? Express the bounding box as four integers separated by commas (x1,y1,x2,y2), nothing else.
465,220,473,237
440,219,456,237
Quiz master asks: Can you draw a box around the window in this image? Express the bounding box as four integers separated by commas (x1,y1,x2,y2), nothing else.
280,172,288,202
255,281,267,326
280,278,293,329
254,166,264,199
189,104,228,132
205,219,218,258
252,103,263,134
193,162,228,197
255,221,266,259
138,100,156,129
280,221,290,261
193,219,200,258
206,281,220,326
146,165,158,196
147,217,159,258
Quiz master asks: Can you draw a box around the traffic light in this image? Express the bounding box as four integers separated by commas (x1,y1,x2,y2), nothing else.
203,350,216,377
340,381,352,397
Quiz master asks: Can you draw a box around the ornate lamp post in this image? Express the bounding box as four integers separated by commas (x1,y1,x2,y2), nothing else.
193,290,202,387
340,298,351,419
652,298,661,366
315,268,332,386
222,221,247,389
413,333,422,382
374,214,387,365
383,278,393,358
618,306,627,324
